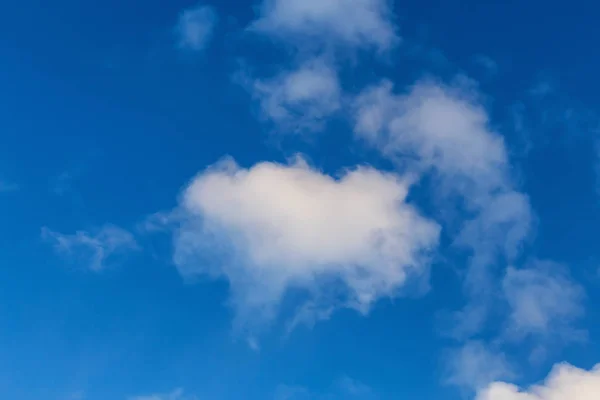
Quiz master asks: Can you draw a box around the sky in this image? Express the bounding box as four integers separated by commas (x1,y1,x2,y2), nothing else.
1,0,600,399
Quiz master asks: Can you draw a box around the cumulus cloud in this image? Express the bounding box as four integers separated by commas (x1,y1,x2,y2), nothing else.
175,3,217,51
477,363,600,400
42,224,138,272
129,388,196,400
353,79,532,336
445,341,514,392
251,0,398,51
502,260,585,344
171,156,439,332
248,58,341,133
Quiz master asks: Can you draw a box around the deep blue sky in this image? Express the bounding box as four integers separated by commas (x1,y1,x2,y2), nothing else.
1,1,600,400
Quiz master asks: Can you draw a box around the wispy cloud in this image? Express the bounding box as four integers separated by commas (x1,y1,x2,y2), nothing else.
250,0,398,52
129,388,196,400
591,124,600,202
137,211,179,234
42,224,138,272
473,55,499,77
0,180,19,192
275,376,377,399
353,78,533,337
245,58,341,133
444,341,514,393
50,170,78,196
502,260,586,359
511,77,600,149
65,391,85,400
528,79,555,98
175,3,217,51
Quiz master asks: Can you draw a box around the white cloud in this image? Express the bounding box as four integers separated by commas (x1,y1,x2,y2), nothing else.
477,363,600,400
171,155,439,332
353,78,532,336
129,388,196,400
175,3,217,51
502,260,585,344
445,341,514,392
249,58,341,133
251,0,398,51
354,79,509,196
42,224,138,272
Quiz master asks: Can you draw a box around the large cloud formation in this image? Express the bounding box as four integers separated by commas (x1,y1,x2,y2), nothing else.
171,156,439,331
477,363,600,400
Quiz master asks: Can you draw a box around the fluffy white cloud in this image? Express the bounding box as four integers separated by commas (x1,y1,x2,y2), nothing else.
477,363,600,400
502,260,585,343
251,0,398,51
42,224,138,272
354,79,532,336
129,389,196,400
171,156,439,331
175,3,217,51
249,59,341,133
445,341,514,392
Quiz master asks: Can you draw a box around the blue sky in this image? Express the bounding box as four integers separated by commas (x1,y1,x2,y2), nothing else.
2,0,600,399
